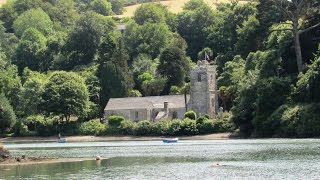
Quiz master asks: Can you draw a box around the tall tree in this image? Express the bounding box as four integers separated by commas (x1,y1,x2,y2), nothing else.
98,35,134,107
64,11,115,68
177,0,215,60
158,46,190,94
272,0,319,73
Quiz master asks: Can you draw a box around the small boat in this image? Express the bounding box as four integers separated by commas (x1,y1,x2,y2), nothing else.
57,138,67,143
162,138,178,143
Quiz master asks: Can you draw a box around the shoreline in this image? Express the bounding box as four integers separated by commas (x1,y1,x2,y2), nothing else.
0,133,235,143
0,157,97,166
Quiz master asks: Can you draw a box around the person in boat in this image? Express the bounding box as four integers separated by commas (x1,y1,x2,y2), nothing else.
58,133,61,139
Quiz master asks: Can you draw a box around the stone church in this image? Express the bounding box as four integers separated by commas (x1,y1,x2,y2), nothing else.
104,60,218,121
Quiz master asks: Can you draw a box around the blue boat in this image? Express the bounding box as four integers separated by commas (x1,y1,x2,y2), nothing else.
162,138,178,143
57,138,67,143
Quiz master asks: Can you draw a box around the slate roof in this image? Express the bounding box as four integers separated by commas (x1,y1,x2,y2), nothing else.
105,95,190,110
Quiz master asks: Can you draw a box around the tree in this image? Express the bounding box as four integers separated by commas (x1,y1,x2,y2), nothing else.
98,35,134,107
177,0,215,60
42,71,90,121
15,28,47,72
123,21,172,60
158,47,190,94
272,0,319,73
89,0,112,16
13,8,53,37
133,3,168,25
17,69,47,117
0,0,18,32
294,48,320,103
109,0,125,15
0,93,16,133
0,65,22,109
64,11,115,68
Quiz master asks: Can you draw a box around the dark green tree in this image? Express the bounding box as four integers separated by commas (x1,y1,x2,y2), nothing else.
0,93,16,133
158,46,190,94
177,0,215,60
98,35,134,108
64,11,115,68
89,0,113,16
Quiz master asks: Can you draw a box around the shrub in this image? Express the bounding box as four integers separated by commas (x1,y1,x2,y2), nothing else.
196,116,208,124
181,119,198,135
108,116,125,127
184,110,196,120
36,116,60,136
120,120,136,135
13,120,30,136
198,119,214,134
24,115,45,132
168,119,183,135
154,120,171,135
135,120,152,135
79,119,106,135
267,103,320,137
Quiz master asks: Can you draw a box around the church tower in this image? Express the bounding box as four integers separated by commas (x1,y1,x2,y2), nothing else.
189,60,218,118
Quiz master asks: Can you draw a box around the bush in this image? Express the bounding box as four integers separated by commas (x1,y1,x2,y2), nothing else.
13,120,30,136
267,103,320,137
108,116,125,127
120,120,136,135
181,119,198,135
79,119,106,135
168,119,183,135
154,120,171,135
196,116,208,124
36,116,60,136
135,120,153,135
198,119,214,134
184,111,196,120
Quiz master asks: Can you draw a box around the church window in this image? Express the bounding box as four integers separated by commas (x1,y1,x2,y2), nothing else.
198,73,202,82
211,75,213,81
135,111,138,120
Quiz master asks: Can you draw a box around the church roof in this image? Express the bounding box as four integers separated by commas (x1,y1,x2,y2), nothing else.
105,95,189,111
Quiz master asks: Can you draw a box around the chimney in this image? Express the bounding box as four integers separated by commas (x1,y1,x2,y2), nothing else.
164,101,169,114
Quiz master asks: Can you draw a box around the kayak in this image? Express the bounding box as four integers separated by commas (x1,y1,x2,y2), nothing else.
57,138,67,143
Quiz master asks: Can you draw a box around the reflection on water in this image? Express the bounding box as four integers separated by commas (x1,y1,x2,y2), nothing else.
1,139,320,179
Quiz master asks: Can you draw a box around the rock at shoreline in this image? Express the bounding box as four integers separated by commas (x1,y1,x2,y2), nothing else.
0,144,11,161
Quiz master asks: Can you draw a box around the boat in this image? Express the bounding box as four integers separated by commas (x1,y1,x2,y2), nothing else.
57,138,67,143
162,138,178,143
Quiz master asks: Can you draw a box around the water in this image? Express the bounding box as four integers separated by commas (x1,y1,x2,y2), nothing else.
1,139,320,179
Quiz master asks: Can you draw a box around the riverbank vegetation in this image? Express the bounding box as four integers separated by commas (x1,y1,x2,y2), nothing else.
0,0,319,138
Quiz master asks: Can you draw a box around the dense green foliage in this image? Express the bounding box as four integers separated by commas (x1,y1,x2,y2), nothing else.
0,0,319,137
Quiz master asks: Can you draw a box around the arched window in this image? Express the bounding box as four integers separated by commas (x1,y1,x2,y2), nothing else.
198,73,202,82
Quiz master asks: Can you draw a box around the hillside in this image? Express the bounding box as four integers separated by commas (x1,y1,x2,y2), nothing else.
119,0,249,17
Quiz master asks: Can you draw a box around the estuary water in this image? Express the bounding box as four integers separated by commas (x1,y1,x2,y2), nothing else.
1,139,320,179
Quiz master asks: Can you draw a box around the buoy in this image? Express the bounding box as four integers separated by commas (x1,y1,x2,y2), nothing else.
96,155,101,160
